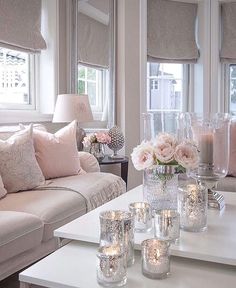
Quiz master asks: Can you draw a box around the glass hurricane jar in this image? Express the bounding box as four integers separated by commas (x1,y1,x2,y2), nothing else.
90,142,105,161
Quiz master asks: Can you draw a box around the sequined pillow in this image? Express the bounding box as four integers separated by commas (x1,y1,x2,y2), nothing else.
0,125,45,193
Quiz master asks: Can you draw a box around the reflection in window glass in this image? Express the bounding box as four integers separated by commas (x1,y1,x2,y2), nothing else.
78,64,106,115
0,47,30,105
229,65,236,115
147,63,184,111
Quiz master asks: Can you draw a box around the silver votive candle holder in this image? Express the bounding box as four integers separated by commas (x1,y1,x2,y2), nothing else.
129,202,152,233
154,210,180,243
141,238,170,279
99,210,135,266
178,184,207,232
97,244,127,287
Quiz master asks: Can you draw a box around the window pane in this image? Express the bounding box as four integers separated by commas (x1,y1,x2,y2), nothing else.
78,66,85,79
78,80,85,94
147,63,184,111
0,47,29,104
229,65,236,114
88,82,96,105
87,68,96,81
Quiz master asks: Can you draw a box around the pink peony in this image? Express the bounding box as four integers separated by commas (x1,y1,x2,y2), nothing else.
131,141,155,170
174,142,198,169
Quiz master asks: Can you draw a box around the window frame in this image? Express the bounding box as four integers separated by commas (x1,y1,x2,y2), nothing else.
0,49,36,111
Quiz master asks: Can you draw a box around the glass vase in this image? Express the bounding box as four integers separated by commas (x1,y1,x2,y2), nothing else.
143,165,179,211
90,142,105,161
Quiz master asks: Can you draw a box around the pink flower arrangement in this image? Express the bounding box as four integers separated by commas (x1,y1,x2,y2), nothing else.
83,132,111,147
131,132,198,171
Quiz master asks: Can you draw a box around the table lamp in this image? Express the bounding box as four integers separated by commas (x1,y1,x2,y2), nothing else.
53,94,93,150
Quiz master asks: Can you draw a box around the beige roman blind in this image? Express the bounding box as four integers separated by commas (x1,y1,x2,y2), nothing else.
147,0,199,63
78,12,109,69
221,2,236,63
0,0,46,53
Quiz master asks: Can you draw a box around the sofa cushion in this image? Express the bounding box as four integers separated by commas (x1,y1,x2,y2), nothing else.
0,189,86,242
32,120,81,179
0,125,45,193
0,211,43,264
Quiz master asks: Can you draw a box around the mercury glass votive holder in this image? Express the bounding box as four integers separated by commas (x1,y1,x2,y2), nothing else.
97,244,127,287
178,184,208,232
141,238,170,279
99,210,135,266
154,210,180,243
129,202,152,233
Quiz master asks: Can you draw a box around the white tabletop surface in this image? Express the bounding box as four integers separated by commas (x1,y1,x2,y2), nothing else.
54,185,236,266
19,241,236,288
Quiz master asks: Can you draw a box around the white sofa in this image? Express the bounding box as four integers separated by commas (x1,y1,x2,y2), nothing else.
0,125,126,281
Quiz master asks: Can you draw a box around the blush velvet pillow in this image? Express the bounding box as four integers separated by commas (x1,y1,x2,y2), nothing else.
0,126,45,193
33,120,81,179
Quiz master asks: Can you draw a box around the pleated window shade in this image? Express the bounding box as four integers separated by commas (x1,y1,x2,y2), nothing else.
0,0,46,53
147,0,199,63
221,2,236,63
78,13,109,69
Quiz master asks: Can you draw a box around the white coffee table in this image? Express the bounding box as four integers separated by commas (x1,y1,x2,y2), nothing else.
54,185,236,266
19,185,236,287
19,241,236,288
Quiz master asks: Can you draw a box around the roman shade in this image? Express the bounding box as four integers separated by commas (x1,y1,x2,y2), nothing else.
78,12,109,69
221,2,236,63
147,0,199,63
0,0,46,53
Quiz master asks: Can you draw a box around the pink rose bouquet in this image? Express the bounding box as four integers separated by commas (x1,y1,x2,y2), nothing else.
83,132,111,147
131,132,198,171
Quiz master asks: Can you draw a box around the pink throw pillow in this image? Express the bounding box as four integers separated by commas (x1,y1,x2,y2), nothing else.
0,175,7,199
33,120,81,179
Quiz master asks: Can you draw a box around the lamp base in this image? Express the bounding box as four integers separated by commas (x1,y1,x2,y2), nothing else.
208,190,225,210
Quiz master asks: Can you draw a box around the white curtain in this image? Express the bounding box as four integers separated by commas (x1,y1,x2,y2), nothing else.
147,0,199,63
0,0,46,53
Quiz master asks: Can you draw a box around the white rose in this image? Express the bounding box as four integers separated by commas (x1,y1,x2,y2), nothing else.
155,133,177,148
154,141,175,163
131,141,155,170
174,143,198,169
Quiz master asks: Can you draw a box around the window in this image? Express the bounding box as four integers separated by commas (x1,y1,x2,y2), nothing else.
78,64,107,118
147,63,185,112
229,65,236,115
0,47,34,110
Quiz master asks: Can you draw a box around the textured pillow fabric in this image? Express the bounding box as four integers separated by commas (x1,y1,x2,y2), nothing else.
33,120,81,179
0,176,7,199
0,126,45,193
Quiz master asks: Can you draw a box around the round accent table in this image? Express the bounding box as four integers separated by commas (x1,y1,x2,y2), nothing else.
98,155,129,188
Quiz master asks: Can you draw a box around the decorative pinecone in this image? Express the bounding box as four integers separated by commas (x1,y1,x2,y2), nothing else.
107,126,125,152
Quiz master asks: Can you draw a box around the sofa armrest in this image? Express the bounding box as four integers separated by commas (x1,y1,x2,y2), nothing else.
78,151,100,173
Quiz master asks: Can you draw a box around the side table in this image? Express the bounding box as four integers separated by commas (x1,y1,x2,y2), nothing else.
98,155,129,187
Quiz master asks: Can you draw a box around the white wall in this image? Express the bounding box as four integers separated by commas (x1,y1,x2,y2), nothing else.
116,0,143,189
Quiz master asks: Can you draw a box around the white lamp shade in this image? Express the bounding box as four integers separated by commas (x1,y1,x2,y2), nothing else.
53,94,94,123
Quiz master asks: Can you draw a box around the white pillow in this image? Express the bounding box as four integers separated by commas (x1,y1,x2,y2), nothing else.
0,125,45,193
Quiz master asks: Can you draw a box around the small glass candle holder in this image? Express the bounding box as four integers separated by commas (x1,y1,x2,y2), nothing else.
141,238,170,279
97,244,127,287
129,202,152,233
178,184,207,232
99,210,135,266
154,210,180,243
